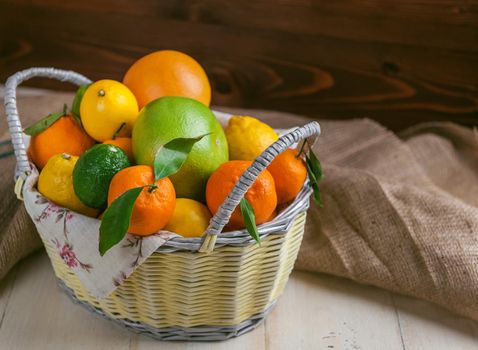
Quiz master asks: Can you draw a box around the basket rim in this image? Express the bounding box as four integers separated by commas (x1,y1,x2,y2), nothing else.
156,183,312,252
23,164,311,253
21,132,312,252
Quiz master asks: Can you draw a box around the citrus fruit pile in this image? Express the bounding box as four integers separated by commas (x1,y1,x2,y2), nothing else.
25,50,322,255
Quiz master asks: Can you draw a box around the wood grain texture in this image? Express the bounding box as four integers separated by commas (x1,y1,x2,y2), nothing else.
394,295,478,350
265,272,405,350
0,252,131,350
0,0,477,130
1,252,477,349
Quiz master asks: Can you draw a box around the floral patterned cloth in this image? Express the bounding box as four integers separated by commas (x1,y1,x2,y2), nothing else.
22,167,178,299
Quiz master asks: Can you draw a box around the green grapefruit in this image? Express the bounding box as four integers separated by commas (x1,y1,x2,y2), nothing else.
132,96,228,200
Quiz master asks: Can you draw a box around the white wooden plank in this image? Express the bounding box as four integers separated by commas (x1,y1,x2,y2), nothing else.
0,267,17,329
0,252,131,350
394,294,478,350
265,272,405,350
2,250,478,350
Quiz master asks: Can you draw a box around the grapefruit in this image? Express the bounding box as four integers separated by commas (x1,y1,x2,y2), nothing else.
123,50,211,108
132,96,228,200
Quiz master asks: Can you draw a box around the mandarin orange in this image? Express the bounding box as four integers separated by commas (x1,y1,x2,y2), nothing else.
206,160,277,230
28,114,95,169
107,165,176,236
267,149,307,204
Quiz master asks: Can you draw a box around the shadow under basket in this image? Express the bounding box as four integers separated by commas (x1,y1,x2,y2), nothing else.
4,67,321,342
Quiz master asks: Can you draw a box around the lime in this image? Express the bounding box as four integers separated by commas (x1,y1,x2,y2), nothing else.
73,144,131,209
132,96,228,201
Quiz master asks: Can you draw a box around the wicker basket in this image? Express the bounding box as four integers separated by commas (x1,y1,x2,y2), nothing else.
4,68,321,341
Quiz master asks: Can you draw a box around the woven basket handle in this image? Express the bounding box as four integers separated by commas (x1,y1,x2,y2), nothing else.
199,120,321,253
4,67,321,253
4,68,92,180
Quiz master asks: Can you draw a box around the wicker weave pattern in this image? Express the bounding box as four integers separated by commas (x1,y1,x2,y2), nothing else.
158,184,312,252
44,212,306,329
59,280,274,341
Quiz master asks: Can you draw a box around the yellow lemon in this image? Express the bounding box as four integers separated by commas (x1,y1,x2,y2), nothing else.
165,198,212,237
225,116,278,161
80,79,139,142
38,154,98,217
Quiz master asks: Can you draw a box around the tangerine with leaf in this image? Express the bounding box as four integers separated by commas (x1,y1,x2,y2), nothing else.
206,160,277,231
107,165,176,236
99,133,207,255
26,107,95,169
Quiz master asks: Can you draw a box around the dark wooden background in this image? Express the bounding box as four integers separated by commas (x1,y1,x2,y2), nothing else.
1,0,477,130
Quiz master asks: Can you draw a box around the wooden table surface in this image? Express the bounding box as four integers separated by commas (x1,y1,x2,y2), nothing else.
1,251,477,350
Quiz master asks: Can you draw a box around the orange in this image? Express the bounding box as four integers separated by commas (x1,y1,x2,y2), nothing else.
107,165,176,236
267,149,307,204
103,137,134,163
123,50,211,108
206,160,277,230
28,115,95,169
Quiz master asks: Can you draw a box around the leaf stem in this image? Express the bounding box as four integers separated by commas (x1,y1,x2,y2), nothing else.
112,122,126,140
147,184,158,193
296,139,308,158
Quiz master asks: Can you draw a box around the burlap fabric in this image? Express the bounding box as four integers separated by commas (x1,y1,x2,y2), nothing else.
1,92,477,320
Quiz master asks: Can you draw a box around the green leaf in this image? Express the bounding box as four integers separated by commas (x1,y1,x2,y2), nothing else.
72,84,90,118
305,155,317,183
305,155,323,206
297,140,307,158
311,182,323,207
71,113,82,126
154,133,210,181
24,112,63,136
308,149,324,181
99,186,144,256
240,198,261,244
112,122,126,140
